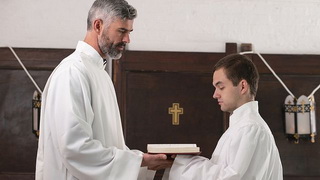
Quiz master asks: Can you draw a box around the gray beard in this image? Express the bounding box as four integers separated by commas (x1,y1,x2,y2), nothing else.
98,35,124,60
107,46,123,59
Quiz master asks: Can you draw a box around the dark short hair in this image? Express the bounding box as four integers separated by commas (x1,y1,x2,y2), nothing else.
87,0,137,30
213,54,260,97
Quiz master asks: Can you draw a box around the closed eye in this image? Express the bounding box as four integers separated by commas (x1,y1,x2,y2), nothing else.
118,28,133,34
119,29,126,33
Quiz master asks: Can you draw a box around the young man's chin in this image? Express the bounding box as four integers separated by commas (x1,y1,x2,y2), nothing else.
220,106,230,113
220,107,226,112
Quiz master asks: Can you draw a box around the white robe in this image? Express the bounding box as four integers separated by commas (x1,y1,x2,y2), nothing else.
164,101,283,180
36,41,154,180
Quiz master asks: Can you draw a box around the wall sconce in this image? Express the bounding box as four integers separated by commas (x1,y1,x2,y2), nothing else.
32,90,41,138
284,95,316,143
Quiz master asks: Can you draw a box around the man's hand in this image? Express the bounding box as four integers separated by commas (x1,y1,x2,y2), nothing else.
141,153,174,170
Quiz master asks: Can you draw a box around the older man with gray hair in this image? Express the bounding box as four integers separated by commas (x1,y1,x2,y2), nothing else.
36,0,172,179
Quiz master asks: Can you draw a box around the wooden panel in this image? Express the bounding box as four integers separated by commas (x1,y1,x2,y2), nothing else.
116,49,229,180
251,53,320,178
0,173,35,180
125,71,223,158
115,48,320,180
257,75,320,177
113,50,228,140
0,69,51,179
284,176,320,180
1,45,320,179
0,47,73,70
0,47,69,179
252,54,320,75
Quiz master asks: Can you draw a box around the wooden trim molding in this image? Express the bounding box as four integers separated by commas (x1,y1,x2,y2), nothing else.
0,47,74,70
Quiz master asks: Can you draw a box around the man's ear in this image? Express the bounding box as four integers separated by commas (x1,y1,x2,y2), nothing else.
239,79,249,95
93,19,103,34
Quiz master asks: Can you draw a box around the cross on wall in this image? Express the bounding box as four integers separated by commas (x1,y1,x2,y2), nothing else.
168,103,184,125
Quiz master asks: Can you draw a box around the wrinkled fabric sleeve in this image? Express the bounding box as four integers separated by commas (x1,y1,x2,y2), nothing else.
137,167,156,180
165,125,262,180
130,150,156,180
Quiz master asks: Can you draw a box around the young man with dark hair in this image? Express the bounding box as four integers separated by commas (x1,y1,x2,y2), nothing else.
164,54,283,180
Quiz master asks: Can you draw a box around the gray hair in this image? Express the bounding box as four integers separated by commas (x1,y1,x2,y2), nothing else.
87,0,137,30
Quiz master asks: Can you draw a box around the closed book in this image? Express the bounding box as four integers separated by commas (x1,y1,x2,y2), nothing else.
147,144,200,154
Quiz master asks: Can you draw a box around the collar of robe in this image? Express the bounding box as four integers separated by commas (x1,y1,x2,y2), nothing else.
229,101,259,127
76,41,105,70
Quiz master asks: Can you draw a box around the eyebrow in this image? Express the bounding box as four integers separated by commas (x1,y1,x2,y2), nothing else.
213,81,223,87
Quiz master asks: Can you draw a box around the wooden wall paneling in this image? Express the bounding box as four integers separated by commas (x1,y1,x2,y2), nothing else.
258,75,320,176
125,71,220,156
0,47,73,70
284,176,320,180
239,47,320,179
1,46,319,180
0,47,71,179
114,47,320,180
114,45,235,179
116,50,229,157
251,53,320,179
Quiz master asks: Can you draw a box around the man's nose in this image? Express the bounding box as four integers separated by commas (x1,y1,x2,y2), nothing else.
213,89,218,99
123,33,130,43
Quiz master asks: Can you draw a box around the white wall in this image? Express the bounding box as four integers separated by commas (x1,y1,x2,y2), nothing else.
1,0,320,54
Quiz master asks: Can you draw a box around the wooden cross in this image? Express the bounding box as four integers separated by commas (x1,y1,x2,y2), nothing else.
168,103,183,125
